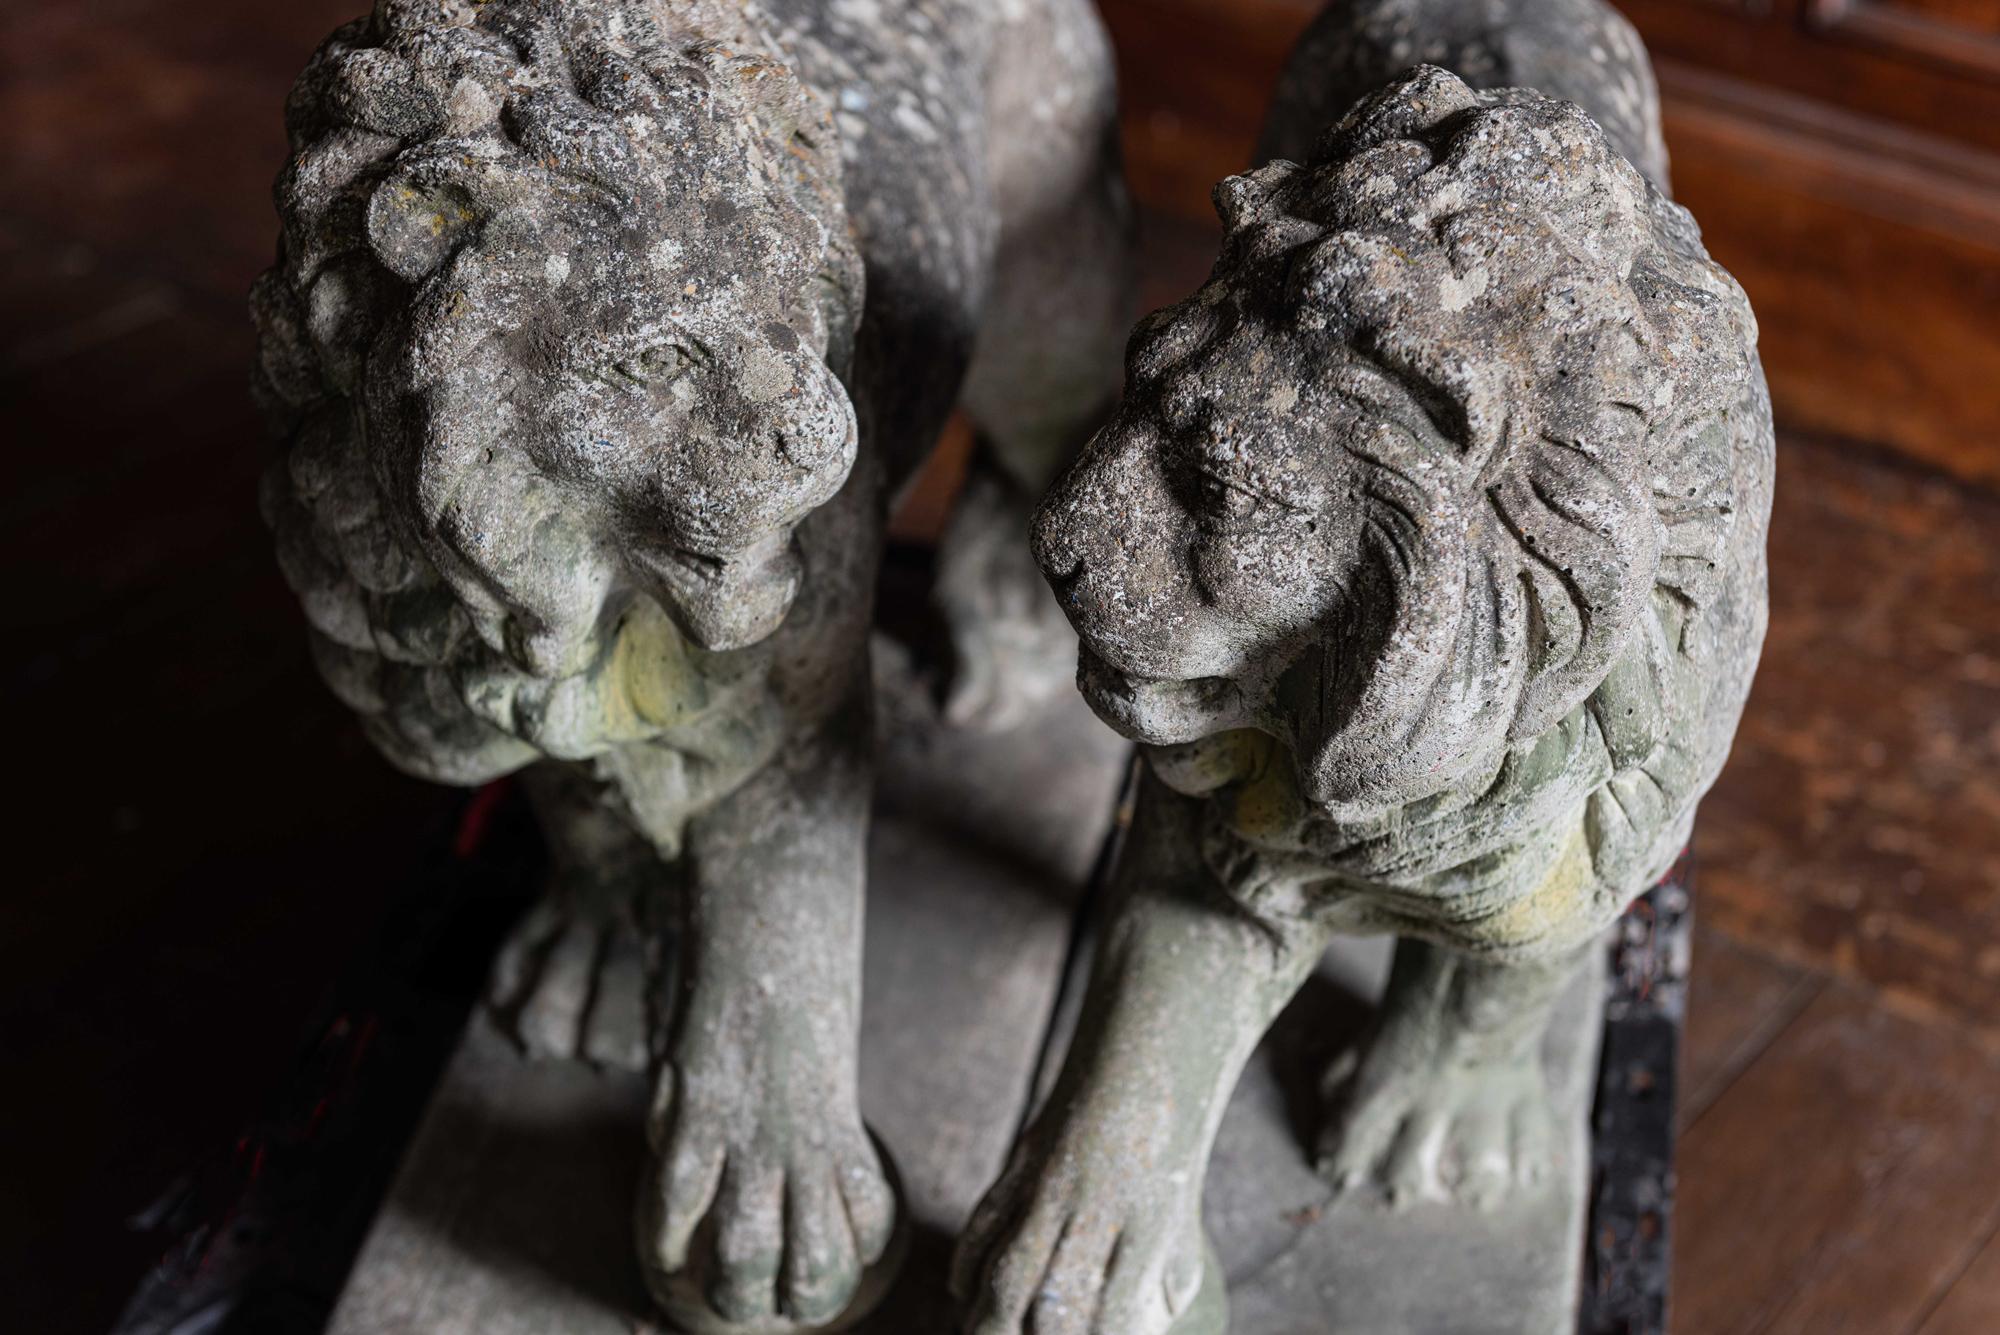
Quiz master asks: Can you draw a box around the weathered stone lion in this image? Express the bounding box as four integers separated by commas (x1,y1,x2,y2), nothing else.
953,63,1771,1335
252,0,1130,1329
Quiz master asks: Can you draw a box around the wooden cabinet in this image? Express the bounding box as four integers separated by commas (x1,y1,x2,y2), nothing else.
1806,0,2000,80
1098,0,2000,487
1620,0,2000,148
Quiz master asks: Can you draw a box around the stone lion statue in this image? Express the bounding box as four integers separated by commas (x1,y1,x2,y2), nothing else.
251,0,1130,1329
953,60,1771,1335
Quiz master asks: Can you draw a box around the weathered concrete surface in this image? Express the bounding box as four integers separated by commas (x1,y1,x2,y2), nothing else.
325,920,1604,1335
326,678,1129,1335
1207,945,1605,1335
324,1016,654,1335
326,665,1605,1335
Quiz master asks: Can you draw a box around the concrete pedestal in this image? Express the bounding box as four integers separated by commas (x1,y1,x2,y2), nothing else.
326,684,1617,1334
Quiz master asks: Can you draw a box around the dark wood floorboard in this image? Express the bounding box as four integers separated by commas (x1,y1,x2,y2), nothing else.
1916,1223,2000,1335
1676,986,2000,1335
0,7,448,1333
1696,439,2000,1040
1678,929,1823,1132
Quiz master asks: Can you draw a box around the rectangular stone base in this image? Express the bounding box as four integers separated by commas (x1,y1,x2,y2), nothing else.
325,691,1642,1335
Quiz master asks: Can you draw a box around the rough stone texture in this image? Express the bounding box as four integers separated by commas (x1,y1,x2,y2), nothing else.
954,40,1770,1335
327,905,1611,1335
1035,68,1770,922
1208,941,1604,1335
252,2,1130,1330
323,1018,658,1335
324,680,1129,1335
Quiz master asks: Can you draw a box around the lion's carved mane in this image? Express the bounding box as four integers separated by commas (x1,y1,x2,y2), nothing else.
252,0,866,787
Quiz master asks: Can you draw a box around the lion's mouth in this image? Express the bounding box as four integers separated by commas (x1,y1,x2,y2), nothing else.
1077,643,1241,745
633,535,802,652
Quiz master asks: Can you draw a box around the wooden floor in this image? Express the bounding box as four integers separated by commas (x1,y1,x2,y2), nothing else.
1,3,1995,1333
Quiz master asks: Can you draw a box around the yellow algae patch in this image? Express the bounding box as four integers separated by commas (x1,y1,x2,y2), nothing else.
1228,739,1306,842
1464,821,1596,953
1152,729,1307,842
605,600,708,736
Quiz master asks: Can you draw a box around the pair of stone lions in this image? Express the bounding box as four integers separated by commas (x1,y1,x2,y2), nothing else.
256,0,1128,1330
258,1,1770,1332
953,35,1768,1335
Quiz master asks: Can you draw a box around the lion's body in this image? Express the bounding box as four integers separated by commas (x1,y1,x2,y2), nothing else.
774,0,1130,488
959,39,1773,1329
1263,0,1670,190
1215,6,1771,960
255,4,1130,1325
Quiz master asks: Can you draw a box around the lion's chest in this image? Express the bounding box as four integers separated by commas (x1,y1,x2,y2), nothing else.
1150,728,1608,953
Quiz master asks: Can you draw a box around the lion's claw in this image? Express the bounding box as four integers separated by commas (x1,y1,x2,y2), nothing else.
1316,1047,1559,1210
487,898,649,1071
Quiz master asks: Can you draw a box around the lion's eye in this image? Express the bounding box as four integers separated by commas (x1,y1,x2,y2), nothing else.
1197,463,1311,532
602,340,712,386
1181,413,1313,531
1200,466,1264,520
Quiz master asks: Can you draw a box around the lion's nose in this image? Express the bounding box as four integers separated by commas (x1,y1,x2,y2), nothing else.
1028,496,1085,592
1032,499,1080,579
771,388,852,474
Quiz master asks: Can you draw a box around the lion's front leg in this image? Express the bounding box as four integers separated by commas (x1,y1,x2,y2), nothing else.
636,689,900,1335
951,776,1325,1335
934,460,1085,730
1316,937,1594,1210
484,761,665,1071
940,0,1132,733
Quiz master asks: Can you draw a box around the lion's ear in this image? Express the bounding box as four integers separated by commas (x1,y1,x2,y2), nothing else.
398,211,554,386
363,135,559,280
1212,162,1298,234
1310,65,1479,166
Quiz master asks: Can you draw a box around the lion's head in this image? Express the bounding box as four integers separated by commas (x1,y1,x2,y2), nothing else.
256,0,863,665
253,0,864,780
1033,67,1761,822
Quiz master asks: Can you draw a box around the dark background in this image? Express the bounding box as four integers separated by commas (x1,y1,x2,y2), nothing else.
3,1,1997,1331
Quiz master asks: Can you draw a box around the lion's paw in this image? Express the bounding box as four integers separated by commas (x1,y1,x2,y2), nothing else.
951,1152,1220,1335
1315,1045,1559,1210
638,1066,901,1334
486,898,650,1071
936,469,1078,734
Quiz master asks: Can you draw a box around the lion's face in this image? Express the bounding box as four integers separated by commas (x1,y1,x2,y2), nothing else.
255,1,878,784
389,245,858,667
1033,299,1398,747
254,0,870,690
